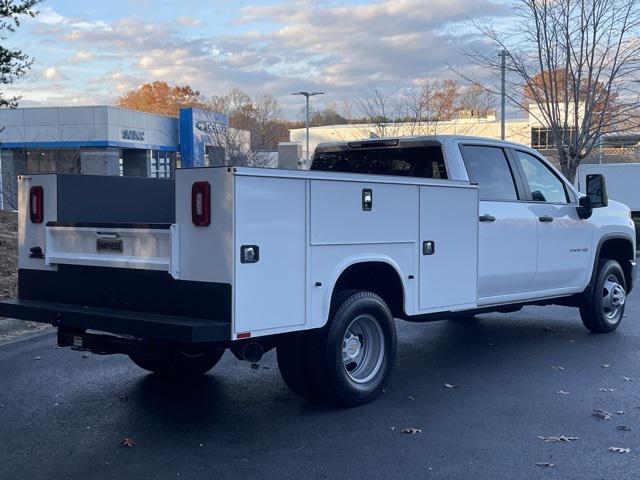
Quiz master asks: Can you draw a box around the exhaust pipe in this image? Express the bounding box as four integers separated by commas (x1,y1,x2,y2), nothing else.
230,342,265,363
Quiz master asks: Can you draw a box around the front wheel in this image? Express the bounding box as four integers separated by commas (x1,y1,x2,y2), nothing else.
277,291,397,406
580,259,627,333
130,346,225,378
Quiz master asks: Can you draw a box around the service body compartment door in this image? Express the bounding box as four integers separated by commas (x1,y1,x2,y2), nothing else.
419,185,478,312
234,175,307,335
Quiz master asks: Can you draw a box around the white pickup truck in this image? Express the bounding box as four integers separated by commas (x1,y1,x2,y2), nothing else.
0,136,635,406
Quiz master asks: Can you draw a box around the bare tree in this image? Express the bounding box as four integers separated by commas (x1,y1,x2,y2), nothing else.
464,0,640,178
205,90,286,167
458,84,496,119
355,86,402,138
356,78,467,137
252,93,283,150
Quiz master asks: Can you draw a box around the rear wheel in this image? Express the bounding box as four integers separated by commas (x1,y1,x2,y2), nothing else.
130,346,225,378
277,290,396,406
580,259,626,333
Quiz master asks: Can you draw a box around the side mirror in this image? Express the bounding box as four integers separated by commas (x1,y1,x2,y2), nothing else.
586,174,608,208
577,195,593,219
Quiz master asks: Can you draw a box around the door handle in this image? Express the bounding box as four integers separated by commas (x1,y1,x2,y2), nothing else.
538,215,554,223
479,214,496,222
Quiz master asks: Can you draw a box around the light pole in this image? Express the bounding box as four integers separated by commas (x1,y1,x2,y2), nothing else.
292,91,324,163
498,49,508,141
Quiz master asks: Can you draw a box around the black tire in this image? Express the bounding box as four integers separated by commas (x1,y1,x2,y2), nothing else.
277,291,397,406
130,346,225,378
580,259,627,333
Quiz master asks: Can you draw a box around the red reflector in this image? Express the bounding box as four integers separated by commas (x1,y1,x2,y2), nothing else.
29,186,44,224
237,332,251,339
191,181,211,226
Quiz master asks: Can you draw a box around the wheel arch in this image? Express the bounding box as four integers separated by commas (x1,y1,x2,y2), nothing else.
588,234,635,294
325,257,408,326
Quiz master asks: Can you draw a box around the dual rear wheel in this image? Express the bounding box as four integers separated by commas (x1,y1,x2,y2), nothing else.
277,290,397,406
129,346,225,378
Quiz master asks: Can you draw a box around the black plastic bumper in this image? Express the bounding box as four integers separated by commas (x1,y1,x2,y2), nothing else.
0,298,231,344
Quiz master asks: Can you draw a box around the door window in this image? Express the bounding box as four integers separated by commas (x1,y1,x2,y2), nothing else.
515,151,569,203
460,145,518,201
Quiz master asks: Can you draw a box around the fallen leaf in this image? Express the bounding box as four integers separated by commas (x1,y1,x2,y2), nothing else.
537,435,578,443
535,463,555,468
119,438,136,447
617,426,631,431
552,365,565,370
444,383,459,389
601,364,611,368
622,377,632,382
608,447,631,454
593,409,612,420
400,428,422,434
556,390,570,395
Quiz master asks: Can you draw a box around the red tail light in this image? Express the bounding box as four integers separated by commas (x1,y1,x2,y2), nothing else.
30,186,44,224
191,182,211,226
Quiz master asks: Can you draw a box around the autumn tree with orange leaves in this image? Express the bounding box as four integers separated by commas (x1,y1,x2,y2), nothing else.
116,81,207,117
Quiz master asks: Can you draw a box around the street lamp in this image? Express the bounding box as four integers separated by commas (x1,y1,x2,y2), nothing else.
291,91,325,164
498,49,511,141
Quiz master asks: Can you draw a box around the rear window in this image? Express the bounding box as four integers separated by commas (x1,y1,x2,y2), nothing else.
311,146,447,179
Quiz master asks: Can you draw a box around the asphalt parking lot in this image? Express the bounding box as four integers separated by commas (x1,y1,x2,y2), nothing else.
1,299,639,480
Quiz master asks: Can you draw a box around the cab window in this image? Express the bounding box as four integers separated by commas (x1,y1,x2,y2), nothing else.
311,146,448,179
515,151,569,203
460,145,519,201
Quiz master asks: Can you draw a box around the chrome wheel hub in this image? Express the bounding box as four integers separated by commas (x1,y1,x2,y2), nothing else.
602,275,625,321
341,314,385,384
344,334,362,359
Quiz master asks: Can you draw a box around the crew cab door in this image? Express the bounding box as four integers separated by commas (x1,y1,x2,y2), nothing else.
510,149,592,290
460,144,538,301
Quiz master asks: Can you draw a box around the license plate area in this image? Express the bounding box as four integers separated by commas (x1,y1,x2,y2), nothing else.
97,237,123,253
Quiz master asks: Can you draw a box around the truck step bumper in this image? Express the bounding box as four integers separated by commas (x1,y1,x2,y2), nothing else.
0,298,231,344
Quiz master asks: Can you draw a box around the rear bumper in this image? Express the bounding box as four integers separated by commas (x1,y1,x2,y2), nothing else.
0,298,230,343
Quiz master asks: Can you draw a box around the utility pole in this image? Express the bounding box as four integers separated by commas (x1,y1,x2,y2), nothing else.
291,91,325,164
499,50,507,141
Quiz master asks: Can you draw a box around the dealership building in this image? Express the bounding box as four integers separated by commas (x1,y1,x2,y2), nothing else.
290,109,640,168
0,106,248,210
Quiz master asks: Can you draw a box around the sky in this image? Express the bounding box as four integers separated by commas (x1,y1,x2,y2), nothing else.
4,0,513,118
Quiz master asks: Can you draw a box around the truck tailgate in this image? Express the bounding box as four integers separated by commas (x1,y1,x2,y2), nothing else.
45,222,179,277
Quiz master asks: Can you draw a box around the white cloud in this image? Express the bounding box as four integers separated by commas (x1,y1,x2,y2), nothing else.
43,67,65,81
19,1,509,115
70,50,93,63
176,16,204,27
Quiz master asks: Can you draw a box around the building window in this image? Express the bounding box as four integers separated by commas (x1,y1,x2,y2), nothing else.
531,127,575,150
151,151,172,178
